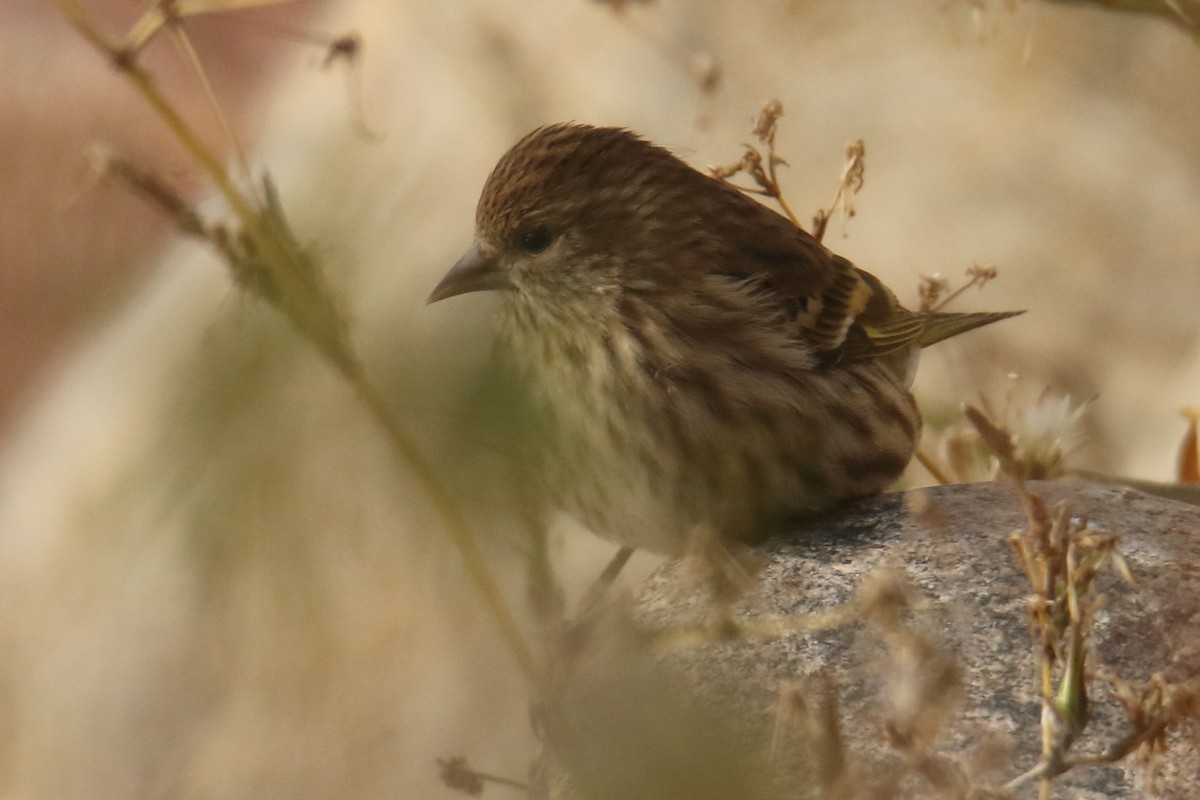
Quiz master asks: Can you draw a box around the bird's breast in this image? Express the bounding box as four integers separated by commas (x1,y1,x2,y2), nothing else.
493,296,924,555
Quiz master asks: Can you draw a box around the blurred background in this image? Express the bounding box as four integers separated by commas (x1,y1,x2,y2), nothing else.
1,1,1198,797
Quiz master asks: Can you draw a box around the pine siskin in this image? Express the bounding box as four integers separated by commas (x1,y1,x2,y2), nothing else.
429,123,1018,555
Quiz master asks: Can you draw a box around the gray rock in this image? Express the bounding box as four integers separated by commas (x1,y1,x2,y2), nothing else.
534,481,1200,799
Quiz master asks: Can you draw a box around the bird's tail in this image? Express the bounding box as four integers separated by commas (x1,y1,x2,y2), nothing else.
917,310,1024,348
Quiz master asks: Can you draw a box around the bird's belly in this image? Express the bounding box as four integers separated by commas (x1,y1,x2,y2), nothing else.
537,358,922,556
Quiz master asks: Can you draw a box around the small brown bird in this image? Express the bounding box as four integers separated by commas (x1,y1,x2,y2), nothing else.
429,123,1018,555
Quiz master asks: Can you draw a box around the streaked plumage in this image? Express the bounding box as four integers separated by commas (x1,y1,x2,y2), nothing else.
429,123,1018,554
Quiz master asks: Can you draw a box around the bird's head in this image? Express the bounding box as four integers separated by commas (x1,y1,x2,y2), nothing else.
427,123,707,308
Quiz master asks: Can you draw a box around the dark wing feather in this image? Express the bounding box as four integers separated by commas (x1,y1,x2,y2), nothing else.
715,201,909,360
695,181,878,356
724,205,1019,363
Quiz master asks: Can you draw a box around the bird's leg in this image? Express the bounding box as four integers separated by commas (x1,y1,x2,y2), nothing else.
576,546,635,617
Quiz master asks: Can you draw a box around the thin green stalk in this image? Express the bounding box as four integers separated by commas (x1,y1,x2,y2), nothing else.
351,375,540,683
49,0,540,686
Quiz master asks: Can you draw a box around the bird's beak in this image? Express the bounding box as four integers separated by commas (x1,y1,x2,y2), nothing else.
427,241,512,304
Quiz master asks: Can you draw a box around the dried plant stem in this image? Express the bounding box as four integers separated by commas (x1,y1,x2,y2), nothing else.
52,0,539,686
654,597,867,652
710,100,804,229
812,140,864,243
967,405,1197,792
930,279,982,312
350,375,540,683
52,0,256,226
913,447,952,485
921,265,999,312
773,188,801,230
165,22,259,198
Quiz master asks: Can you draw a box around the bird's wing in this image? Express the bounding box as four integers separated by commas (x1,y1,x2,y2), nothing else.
739,237,1018,365
728,223,919,361
702,178,1017,364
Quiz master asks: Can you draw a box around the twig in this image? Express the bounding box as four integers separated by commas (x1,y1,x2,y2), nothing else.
710,100,803,228
811,139,865,243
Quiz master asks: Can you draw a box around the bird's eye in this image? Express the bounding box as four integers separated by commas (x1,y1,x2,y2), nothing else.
518,227,554,255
